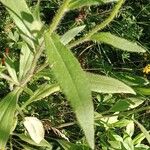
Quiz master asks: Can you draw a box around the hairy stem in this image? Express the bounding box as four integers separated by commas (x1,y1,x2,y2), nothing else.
69,0,125,48
48,0,71,35
18,0,71,88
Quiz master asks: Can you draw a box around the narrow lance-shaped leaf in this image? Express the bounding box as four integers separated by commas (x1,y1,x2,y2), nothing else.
0,89,19,149
21,84,60,110
0,0,43,48
135,87,150,96
61,25,85,45
134,119,150,144
19,42,34,80
87,73,136,94
90,32,146,53
16,134,52,148
133,133,145,145
44,33,94,149
69,0,118,9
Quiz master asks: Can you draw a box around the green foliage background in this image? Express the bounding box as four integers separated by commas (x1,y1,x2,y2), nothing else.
0,0,150,149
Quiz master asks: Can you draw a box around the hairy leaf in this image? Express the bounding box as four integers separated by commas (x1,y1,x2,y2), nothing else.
91,32,146,53
44,33,94,149
87,73,136,94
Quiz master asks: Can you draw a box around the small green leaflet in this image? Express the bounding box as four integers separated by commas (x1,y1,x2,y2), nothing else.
21,84,60,110
61,25,85,45
44,33,94,149
91,32,146,53
0,89,19,149
110,100,130,112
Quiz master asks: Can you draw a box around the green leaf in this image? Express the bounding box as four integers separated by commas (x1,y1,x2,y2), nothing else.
33,0,41,22
21,144,38,150
109,131,123,142
8,31,19,42
5,56,19,85
113,72,149,86
21,84,60,109
134,120,150,144
127,97,145,109
23,117,44,144
0,89,19,149
135,144,150,150
69,0,118,9
16,134,52,148
110,100,130,112
108,141,121,149
0,0,42,48
44,33,94,149
135,87,150,96
126,121,134,137
112,119,133,128
61,25,85,45
100,115,118,129
0,65,5,74
57,140,90,150
90,32,146,53
19,42,34,80
123,132,134,150
87,73,136,94
133,133,145,145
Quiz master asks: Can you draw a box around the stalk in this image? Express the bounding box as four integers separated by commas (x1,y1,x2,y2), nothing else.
69,0,125,48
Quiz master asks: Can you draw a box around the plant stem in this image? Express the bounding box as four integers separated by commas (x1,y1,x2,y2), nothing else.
68,0,125,48
48,0,71,35
55,106,150,129
14,0,71,115
95,106,150,120
19,41,45,87
18,0,71,88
